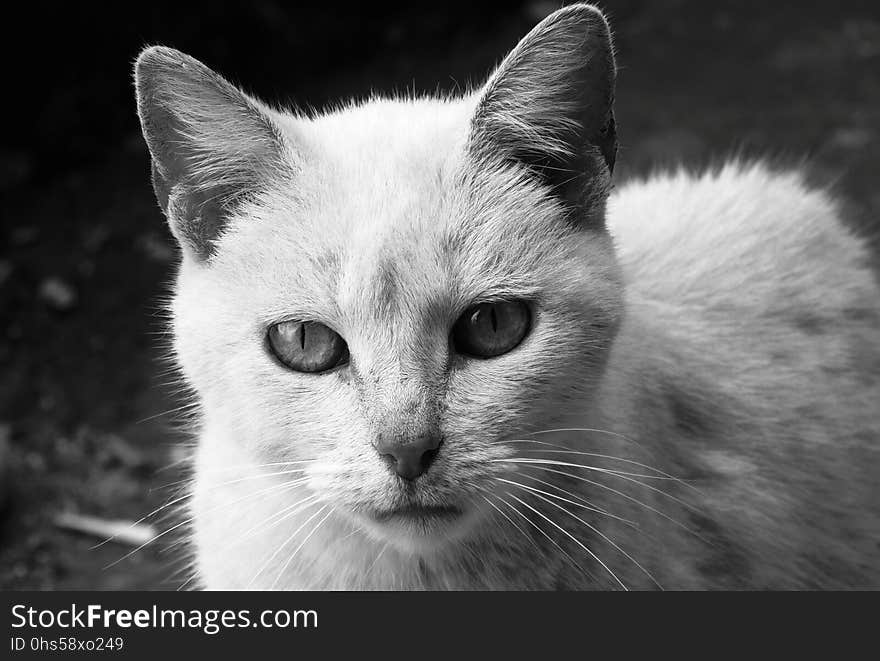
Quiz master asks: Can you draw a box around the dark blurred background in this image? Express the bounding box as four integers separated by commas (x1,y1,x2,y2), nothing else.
1,1,878,589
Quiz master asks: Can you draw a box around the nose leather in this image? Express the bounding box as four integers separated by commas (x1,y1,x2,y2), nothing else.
373,433,442,480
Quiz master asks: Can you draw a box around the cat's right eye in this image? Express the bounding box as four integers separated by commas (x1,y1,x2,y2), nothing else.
267,320,349,373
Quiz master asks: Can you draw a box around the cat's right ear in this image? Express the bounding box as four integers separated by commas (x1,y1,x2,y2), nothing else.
134,46,293,261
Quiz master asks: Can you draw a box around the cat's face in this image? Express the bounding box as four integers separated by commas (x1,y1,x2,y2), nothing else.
137,4,620,553
171,100,623,550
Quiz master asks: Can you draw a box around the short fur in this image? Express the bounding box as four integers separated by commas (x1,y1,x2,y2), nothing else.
135,5,880,589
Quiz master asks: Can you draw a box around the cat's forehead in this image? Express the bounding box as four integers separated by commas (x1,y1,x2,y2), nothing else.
273,99,559,256
271,99,473,241
299,97,475,169
216,98,576,323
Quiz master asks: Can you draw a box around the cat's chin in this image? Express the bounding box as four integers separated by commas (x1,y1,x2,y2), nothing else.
355,502,484,555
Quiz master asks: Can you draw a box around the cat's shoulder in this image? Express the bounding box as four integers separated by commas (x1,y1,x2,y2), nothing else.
607,160,878,309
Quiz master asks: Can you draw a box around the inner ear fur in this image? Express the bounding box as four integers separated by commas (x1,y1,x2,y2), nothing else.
469,4,618,226
134,46,292,261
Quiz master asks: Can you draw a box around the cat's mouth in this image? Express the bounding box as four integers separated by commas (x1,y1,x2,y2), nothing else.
370,503,463,523
358,500,483,549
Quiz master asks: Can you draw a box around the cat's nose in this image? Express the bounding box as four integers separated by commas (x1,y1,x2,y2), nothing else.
373,433,442,481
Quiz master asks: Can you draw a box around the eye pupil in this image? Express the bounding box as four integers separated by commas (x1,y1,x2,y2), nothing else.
452,301,530,359
268,320,349,374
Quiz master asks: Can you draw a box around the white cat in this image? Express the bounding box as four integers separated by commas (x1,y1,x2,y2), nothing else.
135,4,880,589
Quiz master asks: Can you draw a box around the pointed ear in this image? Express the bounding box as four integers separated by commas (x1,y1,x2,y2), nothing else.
134,46,292,261
469,4,617,225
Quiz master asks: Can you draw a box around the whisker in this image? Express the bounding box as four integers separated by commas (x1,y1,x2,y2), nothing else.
188,459,321,474
515,472,611,514
511,464,706,541
154,465,313,495
227,492,323,547
529,427,645,448
495,458,700,512
96,468,315,549
102,477,308,567
501,475,635,526
176,572,199,592
154,456,193,475
335,526,364,545
134,402,201,425
491,491,596,586
365,541,390,577
513,472,677,549
503,439,703,493
150,463,317,491
506,492,627,590
269,506,335,590
501,478,662,589
247,502,326,589
475,490,543,555
196,491,325,585
494,453,676,482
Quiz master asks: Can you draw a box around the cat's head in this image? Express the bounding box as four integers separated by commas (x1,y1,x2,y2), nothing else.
136,4,623,553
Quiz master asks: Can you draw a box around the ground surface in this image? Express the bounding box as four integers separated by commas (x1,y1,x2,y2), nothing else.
1,1,878,589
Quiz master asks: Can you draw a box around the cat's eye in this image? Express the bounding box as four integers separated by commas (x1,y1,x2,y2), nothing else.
267,320,349,373
452,301,531,358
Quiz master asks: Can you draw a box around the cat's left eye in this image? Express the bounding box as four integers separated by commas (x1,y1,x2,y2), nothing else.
452,301,531,359
267,320,349,373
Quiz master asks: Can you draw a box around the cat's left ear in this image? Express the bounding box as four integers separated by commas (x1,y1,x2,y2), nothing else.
134,46,294,261
469,4,617,224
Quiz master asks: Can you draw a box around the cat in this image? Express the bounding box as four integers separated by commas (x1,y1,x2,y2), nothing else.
134,4,880,589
